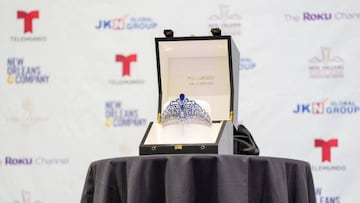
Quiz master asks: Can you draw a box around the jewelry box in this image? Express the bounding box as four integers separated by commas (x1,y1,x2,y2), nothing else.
140,30,239,155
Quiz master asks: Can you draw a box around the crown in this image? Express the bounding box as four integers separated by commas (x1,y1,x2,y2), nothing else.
161,93,212,126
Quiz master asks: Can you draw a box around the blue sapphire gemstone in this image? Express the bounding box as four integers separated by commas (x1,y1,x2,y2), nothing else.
179,93,185,101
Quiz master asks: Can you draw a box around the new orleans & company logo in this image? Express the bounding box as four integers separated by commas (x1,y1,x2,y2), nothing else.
308,47,344,78
105,101,146,127
208,5,241,35
315,187,341,203
11,10,46,42
6,57,50,85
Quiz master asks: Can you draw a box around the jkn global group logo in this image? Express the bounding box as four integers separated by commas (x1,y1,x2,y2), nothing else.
240,57,256,71
7,58,49,85
95,16,157,30
11,10,46,42
105,101,146,128
108,53,145,85
293,98,359,115
209,5,241,35
312,138,346,172
308,47,344,78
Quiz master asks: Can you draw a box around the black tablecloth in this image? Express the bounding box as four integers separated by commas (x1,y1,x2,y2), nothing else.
81,154,315,203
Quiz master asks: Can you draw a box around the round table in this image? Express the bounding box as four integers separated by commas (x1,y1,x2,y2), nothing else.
81,154,315,203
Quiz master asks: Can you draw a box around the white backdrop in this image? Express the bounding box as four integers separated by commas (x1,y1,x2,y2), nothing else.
1,0,359,202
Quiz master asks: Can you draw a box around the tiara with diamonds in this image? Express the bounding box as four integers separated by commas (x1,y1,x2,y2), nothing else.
161,93,212,126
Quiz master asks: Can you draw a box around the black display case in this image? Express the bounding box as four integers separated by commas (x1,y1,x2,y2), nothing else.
140,34,239,155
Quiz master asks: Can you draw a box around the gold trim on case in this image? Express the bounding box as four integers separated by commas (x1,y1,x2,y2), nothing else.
230,111,233,122
157,113,161,123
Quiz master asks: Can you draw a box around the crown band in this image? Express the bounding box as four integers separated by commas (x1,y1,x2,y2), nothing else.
161,93,212,126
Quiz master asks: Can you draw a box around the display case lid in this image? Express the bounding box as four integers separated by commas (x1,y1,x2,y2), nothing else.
155,36,238,122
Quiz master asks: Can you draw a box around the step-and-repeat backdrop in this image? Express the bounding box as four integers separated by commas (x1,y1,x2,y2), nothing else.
1,0,359,202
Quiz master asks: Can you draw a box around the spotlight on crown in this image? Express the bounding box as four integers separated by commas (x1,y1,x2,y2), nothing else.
161,93,212,126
